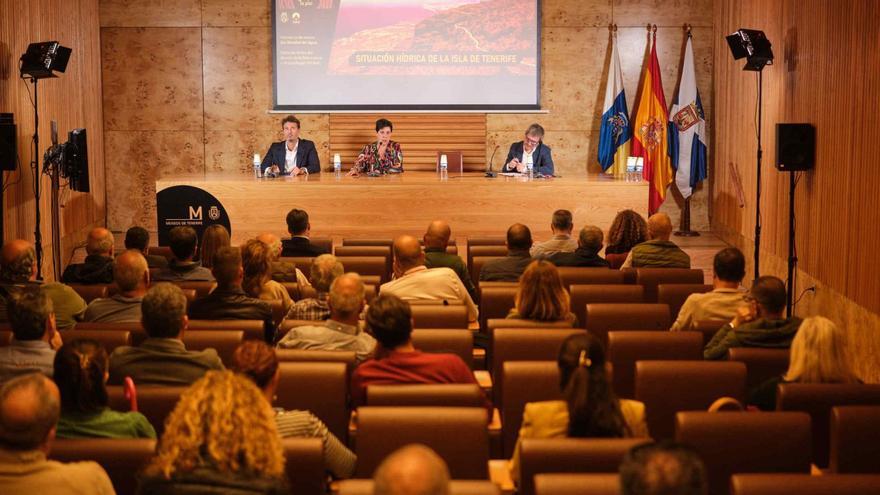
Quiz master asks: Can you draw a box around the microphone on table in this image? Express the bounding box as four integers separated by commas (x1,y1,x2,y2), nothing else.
485,145,500,178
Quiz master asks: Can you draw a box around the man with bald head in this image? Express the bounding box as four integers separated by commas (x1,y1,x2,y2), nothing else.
83,250,149,323
423,221,476,301
373,444,451,495
381,235,478,322
0,373,115,493
61,227,115,284
479,223,534,282
622,213,690,269
546,225,610,267
277,272,376,363
0,240,85,331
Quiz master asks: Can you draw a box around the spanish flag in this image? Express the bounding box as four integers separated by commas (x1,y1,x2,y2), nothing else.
631,31,672,214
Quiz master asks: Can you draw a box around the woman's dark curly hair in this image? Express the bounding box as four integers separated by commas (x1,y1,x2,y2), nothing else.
605,209,648,255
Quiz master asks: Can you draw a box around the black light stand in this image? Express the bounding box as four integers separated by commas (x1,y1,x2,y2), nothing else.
786,171,797,317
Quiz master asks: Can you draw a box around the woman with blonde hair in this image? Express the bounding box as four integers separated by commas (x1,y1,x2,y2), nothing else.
241,238,293,319
507,260,576,324
748,316,860,410
199,224,230,269
604,209,647,269
137,370,288,494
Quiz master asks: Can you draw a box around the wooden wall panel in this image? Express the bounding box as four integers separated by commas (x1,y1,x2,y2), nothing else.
1,0,106,281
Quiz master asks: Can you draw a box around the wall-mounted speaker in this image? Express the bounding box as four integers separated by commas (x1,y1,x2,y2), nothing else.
776,123,815,171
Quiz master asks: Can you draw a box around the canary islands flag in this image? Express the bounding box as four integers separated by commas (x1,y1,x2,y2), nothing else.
668,35,708,199
632,32,672,215
598,33,630,174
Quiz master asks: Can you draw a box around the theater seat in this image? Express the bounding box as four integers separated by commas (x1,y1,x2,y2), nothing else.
171,280,216,297
275,348,358,367
147,245,173,261
657,283,713,320
519,438,650,495
731,474,880,495
106,385,187,437
479,285,517,330
584,303,671,346
334,246,391,282
367,384,485,407
676,412,812,495
338,480,500,495
0,330,11,345
336,255,390,283
831,406,880,473
635,360,746,440
186,319,264,341
569,284,644,331
727,347,790,389
342,238,392,247
179,330,243,367
412,329,474,368
486,319,575,331
68,284,109,303
499,361,561,459
49,438,156,495
277,361,349,443
607,331,704,399
635,268,705,302
354,407,489,479
557,267,625,288
471,256,505,287
64,329,132,354
693,319,726,346
410,303,469,329
310,238,333,254
282,437,326,495
534,473,620,495
491,328,586,403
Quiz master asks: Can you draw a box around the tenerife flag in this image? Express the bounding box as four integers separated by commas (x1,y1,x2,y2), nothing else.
668,35,708,199
632,31,672,215
598,33,631,174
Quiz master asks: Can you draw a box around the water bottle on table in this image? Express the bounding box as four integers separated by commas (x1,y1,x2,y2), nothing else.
333,153,342,178
525,154,534,179
253,153,262,179
439,154,448,180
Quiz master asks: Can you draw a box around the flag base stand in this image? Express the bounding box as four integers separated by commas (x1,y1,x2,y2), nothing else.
674,196,701,237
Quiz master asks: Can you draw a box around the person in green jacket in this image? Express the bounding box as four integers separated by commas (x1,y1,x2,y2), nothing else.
621,212,690,269
704,276,802,360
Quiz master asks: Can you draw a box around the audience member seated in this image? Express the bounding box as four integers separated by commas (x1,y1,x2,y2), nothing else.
507,260,577,325
373,444,451,495
61,227,115,285
671,247,747,332
137,370,288,494
0,289,62,383
531,209,578,258
109,283,224,385
423,220,477,301
83,250,149,323
381,235,478,323
0,240,86,331
232,341,356,478
198,224,230,270
546,225,610,268
256,232,311,288
277,273,376,363
242,239,293,320
479,223,534,282
748,316,860,411
152,226,215,282
704,276,802,360
0,373,115,494
350,294,489,410
288,254,343,321
125,226,168,269
622,213,690,269
604,209,648,269
510,333,648,482
620,441,708,495
53,339,155,439
188,247,275,342
281,208,329,257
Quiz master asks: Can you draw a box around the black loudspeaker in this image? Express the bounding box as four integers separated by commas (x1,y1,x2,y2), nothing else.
776,123,815,171
63,128,89,192
0,113,15,171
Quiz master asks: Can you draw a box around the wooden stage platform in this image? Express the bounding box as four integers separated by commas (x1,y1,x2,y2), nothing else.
156,172,649,244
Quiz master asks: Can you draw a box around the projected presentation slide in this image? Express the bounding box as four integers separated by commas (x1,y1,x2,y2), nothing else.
273,0,540,110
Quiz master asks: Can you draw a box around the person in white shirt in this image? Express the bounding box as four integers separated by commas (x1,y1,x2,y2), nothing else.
670,247,747,332
531,209,578,258
380,235,478,323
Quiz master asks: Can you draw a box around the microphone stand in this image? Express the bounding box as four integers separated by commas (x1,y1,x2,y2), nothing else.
485,145,500,177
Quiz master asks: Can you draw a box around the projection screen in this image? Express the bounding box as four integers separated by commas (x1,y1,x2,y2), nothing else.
272,0,541,111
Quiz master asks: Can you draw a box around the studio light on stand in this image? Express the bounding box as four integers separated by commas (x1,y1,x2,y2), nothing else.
726,29,773,283
20,41,72,280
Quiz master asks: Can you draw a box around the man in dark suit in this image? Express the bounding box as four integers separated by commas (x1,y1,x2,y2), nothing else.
260,114,320,176
501,123,555,177
280,208,330,257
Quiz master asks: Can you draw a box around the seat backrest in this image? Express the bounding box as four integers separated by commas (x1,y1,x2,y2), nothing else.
147,245,173,260
186,319,264,341
557,267,625,288
635,268,705,302
569,284,644,330
635,360,746,440
534,473,620,495
275,348,358,367
277,361,349,443
412,329,474,368
410,304,469,329
693,319,726,346
180,330,243,367
675,411,812,495
355,407,489,479
75,321,142,332
487,319,575,331
367,384,485,407
520,438,650,495
584,303,671,346
68,283,109,303
727,347,791,389
467,237,506,247
48,438,156,495
831,406,880,474
334,246,391,283
499,361,561,458
310,238,334,253
342,238,393,247
0,330,11,345
336,255,389,283
120,386,188,437
471,256,505,287
492,328,586,403
280,257,316,280
282,437,326,495
64,329,132,354
656,283,713,320
777,383,880,468
338,480,500,495
607,331,704,399
731,474,880,495
478,285,517,331
436,150,464,172
171,280,216,297
468,245,508,275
